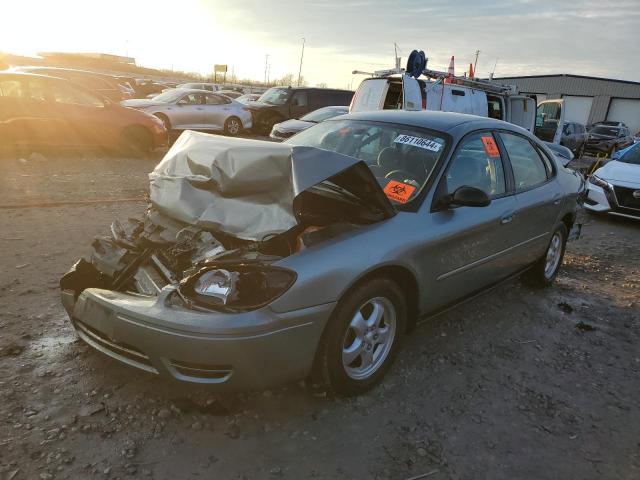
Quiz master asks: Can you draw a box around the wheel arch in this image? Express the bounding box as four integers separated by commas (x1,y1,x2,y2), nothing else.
337,264,420,333
154,112,171,129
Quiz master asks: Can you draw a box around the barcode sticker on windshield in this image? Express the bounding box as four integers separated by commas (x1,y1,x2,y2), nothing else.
394,135,442,152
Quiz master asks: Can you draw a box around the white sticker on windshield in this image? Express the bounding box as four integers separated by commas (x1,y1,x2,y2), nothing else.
394,134,442,152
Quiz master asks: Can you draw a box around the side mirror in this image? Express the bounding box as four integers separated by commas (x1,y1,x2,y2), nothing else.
443,186,491,208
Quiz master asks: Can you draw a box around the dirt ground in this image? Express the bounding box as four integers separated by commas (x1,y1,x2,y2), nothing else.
0,147,638,480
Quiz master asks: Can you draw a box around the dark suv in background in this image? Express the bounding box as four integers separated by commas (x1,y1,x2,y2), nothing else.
584,124,634,157
246,86,353,133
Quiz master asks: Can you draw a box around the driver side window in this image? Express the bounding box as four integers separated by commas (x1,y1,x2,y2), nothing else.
445,133,506,197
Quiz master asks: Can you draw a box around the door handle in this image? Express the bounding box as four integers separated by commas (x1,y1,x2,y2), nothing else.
552,194,562,205
500,213,515,225
196,107,204,110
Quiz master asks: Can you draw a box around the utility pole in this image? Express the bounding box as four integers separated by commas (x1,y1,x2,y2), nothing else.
264,54,269,84
394,42,400,70
267,63,271,84
297,37,305,86
473,49,480,76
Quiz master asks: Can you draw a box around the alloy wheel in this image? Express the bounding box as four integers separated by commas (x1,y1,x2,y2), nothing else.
227,118,240,135
544,232,563,279
341,297,396,380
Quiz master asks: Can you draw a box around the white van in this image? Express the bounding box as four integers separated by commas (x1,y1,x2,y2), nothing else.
350,74,536,132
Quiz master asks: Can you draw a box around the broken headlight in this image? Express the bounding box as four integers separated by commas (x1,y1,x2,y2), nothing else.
180,265,296,312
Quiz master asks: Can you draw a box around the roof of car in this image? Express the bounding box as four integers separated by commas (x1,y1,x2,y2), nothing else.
343,109,518,134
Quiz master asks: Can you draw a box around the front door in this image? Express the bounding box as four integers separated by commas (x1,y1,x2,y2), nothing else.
48,81,108,147
424,131,519,309
172,92,206,129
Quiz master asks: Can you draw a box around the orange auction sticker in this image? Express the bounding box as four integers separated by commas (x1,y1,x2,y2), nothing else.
383,180,416,203
481,136,500,157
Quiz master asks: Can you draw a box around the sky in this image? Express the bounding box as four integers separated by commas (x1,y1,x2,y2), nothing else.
1,0,639,88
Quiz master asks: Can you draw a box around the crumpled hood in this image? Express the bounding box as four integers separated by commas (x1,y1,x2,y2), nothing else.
122,98,163,108
596,160,640,185
149,130,393,241
273,119,314,134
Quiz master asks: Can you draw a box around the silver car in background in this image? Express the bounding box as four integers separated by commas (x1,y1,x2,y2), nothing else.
122,89,252,136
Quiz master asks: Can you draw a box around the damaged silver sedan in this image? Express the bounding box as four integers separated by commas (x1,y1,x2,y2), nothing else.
61,111,584,395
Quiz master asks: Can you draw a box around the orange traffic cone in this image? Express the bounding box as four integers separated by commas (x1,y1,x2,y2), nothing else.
444,56,455,83
468,62,474,79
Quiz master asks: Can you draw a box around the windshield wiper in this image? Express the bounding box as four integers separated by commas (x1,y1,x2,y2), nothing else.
314,181,380,212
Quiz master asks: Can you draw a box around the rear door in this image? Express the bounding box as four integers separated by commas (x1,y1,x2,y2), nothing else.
23,77,69,147
534,100,565,144
0,77,32,148
203,93,231,130
497,131,561,265
507,95,536,132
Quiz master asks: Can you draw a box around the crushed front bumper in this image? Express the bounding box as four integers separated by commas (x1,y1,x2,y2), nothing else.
62,286,334,390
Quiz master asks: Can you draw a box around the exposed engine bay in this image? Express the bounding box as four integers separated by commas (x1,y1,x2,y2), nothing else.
60,131,395,313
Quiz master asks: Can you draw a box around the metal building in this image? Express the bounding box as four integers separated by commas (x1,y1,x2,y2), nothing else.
494,74,640,133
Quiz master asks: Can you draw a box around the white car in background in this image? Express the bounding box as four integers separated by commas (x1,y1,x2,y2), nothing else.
585,142,640,220
122,89,252,136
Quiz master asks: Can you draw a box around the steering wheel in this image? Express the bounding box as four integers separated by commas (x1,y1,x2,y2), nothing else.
385,169,419,184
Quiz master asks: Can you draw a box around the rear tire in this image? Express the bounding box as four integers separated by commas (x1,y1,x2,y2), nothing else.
224,116,242,136
313,277,406,396
119,127,151,159
523,223,567,287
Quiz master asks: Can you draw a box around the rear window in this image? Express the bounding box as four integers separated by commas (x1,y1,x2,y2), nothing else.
499,132,549,191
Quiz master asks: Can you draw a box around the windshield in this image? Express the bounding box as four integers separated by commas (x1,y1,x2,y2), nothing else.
236,94,257,104
150,90,186,103
286,119,447,206
619,143,640,165
591,126,620,136
258,87,292,105
301,106,348,123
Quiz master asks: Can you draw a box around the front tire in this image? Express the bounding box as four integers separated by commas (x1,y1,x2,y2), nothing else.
524,223,567,287
224,116,242,136
314,277,406,395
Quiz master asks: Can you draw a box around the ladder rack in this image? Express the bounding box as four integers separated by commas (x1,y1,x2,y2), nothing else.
352,66,514,96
